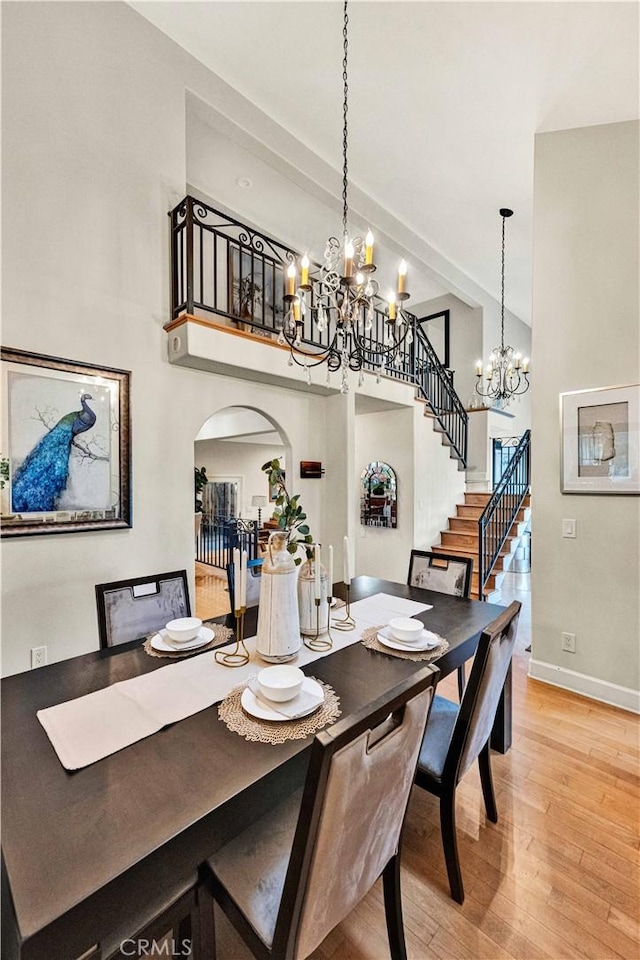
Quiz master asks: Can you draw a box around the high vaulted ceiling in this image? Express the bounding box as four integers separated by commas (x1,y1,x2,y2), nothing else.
131,1,639,326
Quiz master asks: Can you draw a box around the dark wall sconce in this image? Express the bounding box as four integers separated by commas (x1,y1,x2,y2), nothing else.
300,461,324,479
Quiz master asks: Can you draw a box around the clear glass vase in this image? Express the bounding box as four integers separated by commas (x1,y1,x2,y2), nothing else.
255,531,301,662
298,555,329,637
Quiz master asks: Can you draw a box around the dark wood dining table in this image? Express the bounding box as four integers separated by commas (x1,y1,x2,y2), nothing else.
1,577,506,960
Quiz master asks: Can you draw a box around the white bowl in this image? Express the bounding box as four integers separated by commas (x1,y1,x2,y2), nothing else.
258,665,305,703
388,617,424,644
165,616,202,643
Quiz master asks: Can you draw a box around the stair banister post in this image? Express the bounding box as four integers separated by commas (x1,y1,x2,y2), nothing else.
185,196,195,317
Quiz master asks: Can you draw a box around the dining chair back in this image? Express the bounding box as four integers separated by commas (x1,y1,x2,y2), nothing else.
204,665,439,960
407,549,472,598
414,600,521,904
226,557,263,613
95,570,191,649
408,550,473,699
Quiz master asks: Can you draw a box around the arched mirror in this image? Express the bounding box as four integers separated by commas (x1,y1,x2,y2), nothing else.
360,461,397,529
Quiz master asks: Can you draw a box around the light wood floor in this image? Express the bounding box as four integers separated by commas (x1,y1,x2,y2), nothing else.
195,562,230,620
200,568,640,960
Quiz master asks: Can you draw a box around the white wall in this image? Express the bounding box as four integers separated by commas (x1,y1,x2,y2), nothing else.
194,440,284,519
0,1,494,677
413,293,484,410
355,408,415,581
413,404,468,551
530,120,640,709
0,2,332,676
186,100,446,305
353,403,466,581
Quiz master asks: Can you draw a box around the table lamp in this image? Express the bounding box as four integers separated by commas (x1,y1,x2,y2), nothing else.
251,495,268,529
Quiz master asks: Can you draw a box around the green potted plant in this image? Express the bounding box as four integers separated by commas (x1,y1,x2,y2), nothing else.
194,465,208,543
194,465,208,513
261,458,313,565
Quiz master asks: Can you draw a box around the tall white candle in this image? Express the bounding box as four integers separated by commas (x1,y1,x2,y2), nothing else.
343,536,351,585
314,543,321,600
232,548,240,612
328,545,334,598
240,550,248,609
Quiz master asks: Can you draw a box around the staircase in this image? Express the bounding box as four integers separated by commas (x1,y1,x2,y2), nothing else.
412,325,468,469
432,491,531,599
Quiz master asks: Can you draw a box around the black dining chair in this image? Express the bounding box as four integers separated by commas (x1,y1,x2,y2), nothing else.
95,570,191,649
407,549,473,698
201,665,440,960
104,881,211,958
226,557,263,613
414,600,521,904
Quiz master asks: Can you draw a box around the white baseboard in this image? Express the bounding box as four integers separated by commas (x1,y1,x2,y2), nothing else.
528,659,640,714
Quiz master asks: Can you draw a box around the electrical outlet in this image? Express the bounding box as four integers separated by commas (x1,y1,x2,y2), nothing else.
561,632,576,653
31,646,47,669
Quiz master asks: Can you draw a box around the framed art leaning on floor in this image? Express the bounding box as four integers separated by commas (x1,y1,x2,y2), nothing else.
0,346,132,536
560,383,640,494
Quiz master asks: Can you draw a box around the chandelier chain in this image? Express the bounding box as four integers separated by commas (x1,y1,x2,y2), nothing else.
341,0,349,239
280,0,413,394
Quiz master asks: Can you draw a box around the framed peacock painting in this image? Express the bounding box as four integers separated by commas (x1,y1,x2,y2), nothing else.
1,348,131,537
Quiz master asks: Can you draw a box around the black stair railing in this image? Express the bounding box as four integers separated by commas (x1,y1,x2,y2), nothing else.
196,516,259,569
412,325,468,465
478,430,531,597
171,196,468,464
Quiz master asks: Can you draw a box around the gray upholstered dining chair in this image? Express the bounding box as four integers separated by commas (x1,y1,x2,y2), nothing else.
201,665,439,960
414,600,521,904
95,570,191,649
408,549,473,698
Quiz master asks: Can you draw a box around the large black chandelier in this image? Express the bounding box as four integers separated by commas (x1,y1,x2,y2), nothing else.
475,208,530,408
277,0,413,394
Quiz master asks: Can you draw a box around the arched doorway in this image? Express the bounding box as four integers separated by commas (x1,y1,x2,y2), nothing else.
193,405,290,618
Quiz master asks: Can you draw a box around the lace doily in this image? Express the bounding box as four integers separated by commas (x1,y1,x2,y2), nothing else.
360,625,449,661
218,676,341,744
144,623,233,659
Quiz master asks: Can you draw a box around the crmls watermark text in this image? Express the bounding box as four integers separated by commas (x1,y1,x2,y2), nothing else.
119,938,191,957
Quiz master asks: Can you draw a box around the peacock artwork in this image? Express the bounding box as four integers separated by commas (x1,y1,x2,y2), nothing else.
8,371,113,514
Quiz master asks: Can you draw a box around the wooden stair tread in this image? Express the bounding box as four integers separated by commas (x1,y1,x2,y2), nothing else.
432,486,530,597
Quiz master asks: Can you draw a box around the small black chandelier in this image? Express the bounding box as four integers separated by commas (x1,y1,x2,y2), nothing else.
475,208,529,408
277,0,413,394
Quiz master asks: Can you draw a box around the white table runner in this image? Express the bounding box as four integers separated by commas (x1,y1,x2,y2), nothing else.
37,593,432,770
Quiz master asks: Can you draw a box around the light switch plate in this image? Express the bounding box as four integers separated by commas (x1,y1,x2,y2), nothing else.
562,519,577,538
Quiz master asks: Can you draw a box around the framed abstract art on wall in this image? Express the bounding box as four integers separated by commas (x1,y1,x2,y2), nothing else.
560,383,639,494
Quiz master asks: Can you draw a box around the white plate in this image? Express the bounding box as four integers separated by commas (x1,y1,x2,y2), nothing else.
241,677,324,722
377,626,440,653
151,626,214,653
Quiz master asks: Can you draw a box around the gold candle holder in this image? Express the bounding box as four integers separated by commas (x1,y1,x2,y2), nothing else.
303,598,333,652
215,607,250,667
332,584,356,631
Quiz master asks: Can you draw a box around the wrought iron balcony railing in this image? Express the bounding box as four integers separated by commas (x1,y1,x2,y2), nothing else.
170,196,468,465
